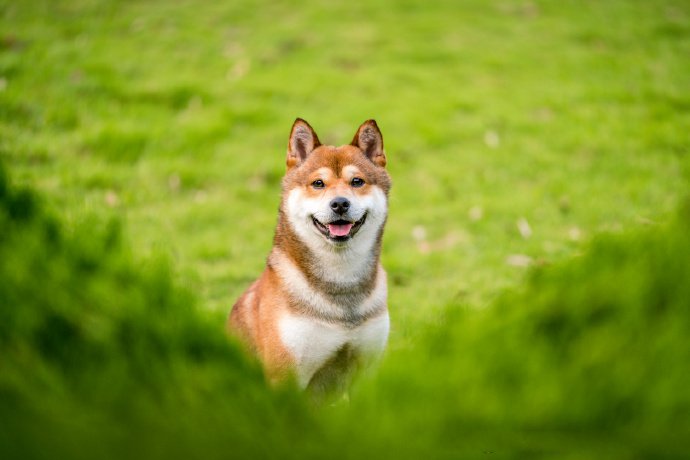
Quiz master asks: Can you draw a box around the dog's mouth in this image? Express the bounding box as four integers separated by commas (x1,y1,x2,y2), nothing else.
312,213,367,242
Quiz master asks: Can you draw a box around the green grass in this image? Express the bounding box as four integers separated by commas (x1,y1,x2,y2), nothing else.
1,0,690,458
3,160,690,458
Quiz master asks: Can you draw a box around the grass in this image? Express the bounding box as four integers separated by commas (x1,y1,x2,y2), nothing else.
1,0,690,458
0,164,311,459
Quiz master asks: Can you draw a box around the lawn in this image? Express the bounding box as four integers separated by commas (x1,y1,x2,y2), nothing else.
1,0,689,458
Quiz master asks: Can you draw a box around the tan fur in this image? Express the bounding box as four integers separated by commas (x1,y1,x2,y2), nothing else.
229,269,294,381
228,119,391,393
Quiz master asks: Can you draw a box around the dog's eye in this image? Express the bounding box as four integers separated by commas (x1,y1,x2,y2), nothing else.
351,177,365,188
312,179,325,189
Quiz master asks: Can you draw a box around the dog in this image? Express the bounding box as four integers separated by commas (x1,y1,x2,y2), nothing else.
228,118,391,398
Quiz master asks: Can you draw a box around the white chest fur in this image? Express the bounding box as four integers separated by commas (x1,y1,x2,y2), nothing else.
278,311,390,388
270,249,388,321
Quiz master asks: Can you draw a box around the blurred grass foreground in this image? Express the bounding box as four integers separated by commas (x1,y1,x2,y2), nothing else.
2,162,690,457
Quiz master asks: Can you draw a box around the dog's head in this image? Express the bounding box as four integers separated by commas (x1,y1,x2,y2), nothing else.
281,119,391,250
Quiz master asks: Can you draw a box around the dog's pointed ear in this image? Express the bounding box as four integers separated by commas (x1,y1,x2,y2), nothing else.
287,118,321,168
351,119,386,167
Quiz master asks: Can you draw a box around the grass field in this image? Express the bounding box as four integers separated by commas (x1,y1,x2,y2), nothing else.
2,0,690,458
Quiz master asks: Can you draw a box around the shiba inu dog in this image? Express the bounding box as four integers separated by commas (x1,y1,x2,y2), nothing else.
228,118,391,398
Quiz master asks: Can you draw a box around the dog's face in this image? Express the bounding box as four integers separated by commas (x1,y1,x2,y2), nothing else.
281,119,391,250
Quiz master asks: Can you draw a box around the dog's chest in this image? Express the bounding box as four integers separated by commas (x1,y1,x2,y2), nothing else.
278,312,389,388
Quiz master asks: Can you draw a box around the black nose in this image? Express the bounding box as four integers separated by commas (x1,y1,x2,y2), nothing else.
330,197,350,215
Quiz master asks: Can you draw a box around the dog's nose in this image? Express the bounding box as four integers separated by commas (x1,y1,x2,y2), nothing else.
330,197,350,215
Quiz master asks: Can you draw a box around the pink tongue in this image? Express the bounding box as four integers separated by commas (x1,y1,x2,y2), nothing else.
328,222,353,237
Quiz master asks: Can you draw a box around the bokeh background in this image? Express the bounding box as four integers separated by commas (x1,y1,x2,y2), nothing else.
1,0,689,458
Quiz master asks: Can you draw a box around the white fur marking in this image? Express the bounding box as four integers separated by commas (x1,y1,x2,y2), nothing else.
285,186,388,284
270,249,387,320
341,165,361,179
279,312,390,388
277,179,390,388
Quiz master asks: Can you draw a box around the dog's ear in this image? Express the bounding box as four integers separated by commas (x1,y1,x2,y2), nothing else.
287,118,321,168
351,119,386,167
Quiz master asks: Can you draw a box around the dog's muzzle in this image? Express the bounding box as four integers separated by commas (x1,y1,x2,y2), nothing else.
312,213,367,242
